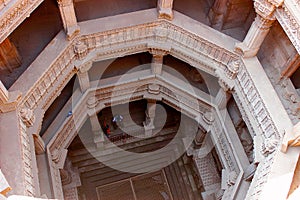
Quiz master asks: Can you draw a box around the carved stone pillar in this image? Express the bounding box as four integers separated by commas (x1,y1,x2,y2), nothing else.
235,0,283,57
0,38,21,72
57,0,80,40
157,0,174,20
215,88,231,110
208,0,228,30
61,159,81,200
77,71,90,93
143,99,157,135
193,153,221,199
89,113,104,148
149,48,167,75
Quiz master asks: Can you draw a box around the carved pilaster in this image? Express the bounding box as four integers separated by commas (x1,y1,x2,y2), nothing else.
157,0,174,20
77,69,90,93
57,0,80,40
235,0,283,57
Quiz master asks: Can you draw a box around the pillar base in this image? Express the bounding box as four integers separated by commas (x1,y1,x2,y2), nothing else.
66,25,80,41
158,8,173,20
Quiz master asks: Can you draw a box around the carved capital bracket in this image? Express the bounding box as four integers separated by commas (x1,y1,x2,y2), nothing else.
19,107,35,127
74,40,88,60
51,148,68,169
226,60,240,80
148,48,169,58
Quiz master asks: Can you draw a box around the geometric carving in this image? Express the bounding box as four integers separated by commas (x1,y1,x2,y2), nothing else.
226,60,240,80
74,41,88,60
19,107,35,127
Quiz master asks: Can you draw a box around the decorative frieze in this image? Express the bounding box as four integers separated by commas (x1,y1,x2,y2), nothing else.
0,0,44,43
275,3,300,54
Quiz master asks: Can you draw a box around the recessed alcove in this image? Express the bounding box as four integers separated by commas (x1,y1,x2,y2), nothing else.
74,0,157,22
0,0,63,88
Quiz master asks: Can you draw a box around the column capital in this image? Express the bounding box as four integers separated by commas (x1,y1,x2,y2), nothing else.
254,0,283,20
149,48,168,58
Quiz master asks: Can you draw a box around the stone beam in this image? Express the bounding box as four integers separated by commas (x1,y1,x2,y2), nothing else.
0,38,21,72
157,0,174,20
57,0,80,40
235,0,283,57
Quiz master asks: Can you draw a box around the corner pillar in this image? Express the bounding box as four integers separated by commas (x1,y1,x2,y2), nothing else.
235,0,283,57
57,0,80,40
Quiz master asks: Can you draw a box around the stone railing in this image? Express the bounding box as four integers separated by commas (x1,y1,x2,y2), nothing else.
275,0,300,54
6,9,293,199
0,0,44,43
44,69,250,199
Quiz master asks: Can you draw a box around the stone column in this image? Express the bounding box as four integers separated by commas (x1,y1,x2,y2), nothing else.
149,49,167,75
215,88,231,110
77,61,92,93
77,71,90,93
157,0,174,20
234,0,283,57
208,0,228,30
57,0,80,40
143,99,157,135
89,113,104,148
0,38,21,72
